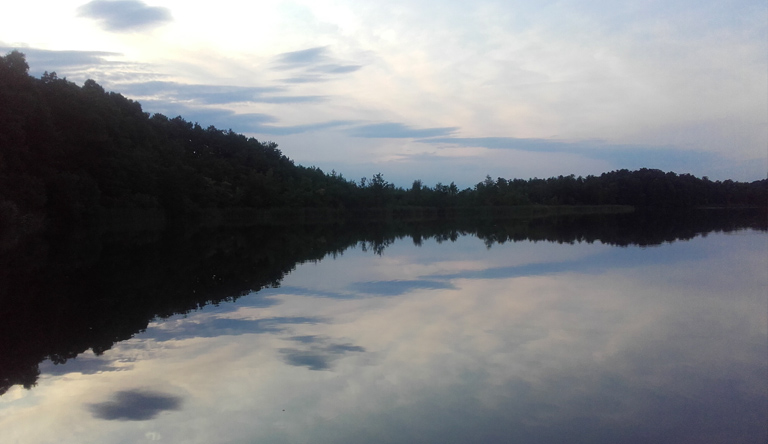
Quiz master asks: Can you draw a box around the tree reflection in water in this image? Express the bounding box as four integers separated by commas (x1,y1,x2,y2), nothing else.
0,209,765,396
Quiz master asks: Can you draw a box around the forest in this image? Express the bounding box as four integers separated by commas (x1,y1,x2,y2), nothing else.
1,50,766,240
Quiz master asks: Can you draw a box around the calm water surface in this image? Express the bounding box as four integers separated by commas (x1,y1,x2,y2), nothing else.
1,220,766,443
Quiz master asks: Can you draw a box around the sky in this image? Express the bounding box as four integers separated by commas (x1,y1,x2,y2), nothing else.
1,0,766,187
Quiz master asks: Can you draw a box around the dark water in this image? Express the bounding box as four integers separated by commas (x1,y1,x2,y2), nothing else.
1,211,766,443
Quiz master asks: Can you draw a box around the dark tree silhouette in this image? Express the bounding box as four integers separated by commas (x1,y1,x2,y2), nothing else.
0,50,765,247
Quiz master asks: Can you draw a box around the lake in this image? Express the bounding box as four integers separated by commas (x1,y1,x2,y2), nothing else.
0,211,766,443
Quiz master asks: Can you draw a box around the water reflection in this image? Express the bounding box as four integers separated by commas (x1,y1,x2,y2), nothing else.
280,336,366,370
88,390,184,421
0,210,765,443
351,279,456,295
144,317,323,342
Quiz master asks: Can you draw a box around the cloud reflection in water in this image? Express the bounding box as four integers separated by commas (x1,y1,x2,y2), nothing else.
1,231,764,443
280,336,366,371
88,390,183,421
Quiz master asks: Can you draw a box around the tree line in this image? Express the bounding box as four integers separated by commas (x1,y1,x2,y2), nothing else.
1,50,766,238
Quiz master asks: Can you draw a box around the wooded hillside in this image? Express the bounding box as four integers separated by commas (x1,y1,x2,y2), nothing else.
1,50,765,239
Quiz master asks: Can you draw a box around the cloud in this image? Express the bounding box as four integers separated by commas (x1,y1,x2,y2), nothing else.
257,95,326,104
309,64,363,74
118,81,281,102
275,46,328,67
273,46,364,83
77,0,172,32
0,46,169,87
87,390,183,421
139,100,274,126
0,47,119,68
281,75,332,84
349,123,458,138
253,120,356,135
117,81,323,105
419,137,722,174
137,100,355,136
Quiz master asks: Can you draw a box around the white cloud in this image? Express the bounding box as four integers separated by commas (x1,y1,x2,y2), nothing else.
77,0,173,32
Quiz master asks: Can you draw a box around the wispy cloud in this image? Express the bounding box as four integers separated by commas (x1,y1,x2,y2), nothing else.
0,46,165,85
419,137,721,173
135,100,356,136
281,75,332,84
275,46,328,67
77,0,172,32
0,46,119,68
118,81,324,105
273,46,363,83
349,122,458,138
253,120,355,136
309,64,362,74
